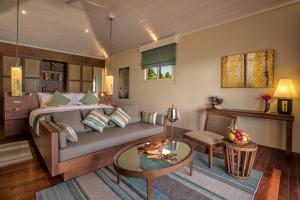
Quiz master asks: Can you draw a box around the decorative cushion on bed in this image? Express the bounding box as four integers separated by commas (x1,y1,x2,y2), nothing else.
52,110,86,133
141,111,157,125
47,91,71,106
109,107,131,128
56,122,78,143
121,106,141,124
82,109,110,132
80,91,98,105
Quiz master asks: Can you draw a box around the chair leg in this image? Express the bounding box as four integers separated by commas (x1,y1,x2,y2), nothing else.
208,145,213,168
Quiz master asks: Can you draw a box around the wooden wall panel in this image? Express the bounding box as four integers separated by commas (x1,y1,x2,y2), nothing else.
25,79,40,92
3,56,21,77
3,77,11,93
25,58,41,78
0,42,105,67
68,64,81,81
82,82,93,92
82,65,93,81
69,81,81,92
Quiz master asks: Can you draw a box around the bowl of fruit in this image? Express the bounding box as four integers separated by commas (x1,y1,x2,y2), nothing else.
227,126,251,145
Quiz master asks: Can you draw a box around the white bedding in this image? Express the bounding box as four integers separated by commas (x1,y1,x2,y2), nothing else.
29,104,113,136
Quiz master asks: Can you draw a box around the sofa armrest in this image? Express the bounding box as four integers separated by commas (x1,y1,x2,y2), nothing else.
38,120,60,176
48,122,67,149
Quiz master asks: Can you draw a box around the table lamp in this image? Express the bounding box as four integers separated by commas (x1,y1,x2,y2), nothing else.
167,104,180,138
273,79,297,115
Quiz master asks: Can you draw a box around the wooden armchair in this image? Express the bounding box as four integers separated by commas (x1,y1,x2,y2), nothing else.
183,113,237,168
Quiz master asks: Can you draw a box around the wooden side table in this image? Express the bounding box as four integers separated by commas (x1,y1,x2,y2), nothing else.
222,139,258,179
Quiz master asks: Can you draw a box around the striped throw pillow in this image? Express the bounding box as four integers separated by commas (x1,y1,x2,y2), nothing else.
82,109,109,132
56,122,78,143
110,107,131,128
142,111,157,125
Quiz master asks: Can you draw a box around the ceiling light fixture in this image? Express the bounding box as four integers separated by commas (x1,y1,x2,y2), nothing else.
85,28,89,33
21,10,26,15
145,27,158,42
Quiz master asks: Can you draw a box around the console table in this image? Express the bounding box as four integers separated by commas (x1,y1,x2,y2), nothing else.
207,108,295,157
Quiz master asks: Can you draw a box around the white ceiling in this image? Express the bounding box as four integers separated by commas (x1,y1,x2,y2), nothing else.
0,0,298,58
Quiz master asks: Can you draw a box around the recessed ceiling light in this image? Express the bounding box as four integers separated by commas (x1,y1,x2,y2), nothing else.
85,29,89,33
21,10,26,15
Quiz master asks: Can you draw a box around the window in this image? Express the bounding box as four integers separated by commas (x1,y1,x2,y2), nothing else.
145,65,173,80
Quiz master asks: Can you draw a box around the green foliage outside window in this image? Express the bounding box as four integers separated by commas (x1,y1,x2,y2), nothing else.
146,65,173,80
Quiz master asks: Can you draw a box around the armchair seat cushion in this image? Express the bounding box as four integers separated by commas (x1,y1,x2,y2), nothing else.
184,130,224,145
59,123,164,162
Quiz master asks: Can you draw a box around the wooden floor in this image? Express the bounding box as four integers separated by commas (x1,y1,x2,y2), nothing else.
0,127,299,200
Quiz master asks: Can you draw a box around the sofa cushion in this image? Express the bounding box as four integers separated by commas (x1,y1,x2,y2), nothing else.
141,111,157,125
59,123,164,161
52,110,86,133
56,122,78,143
103,107,116,115
156,114,165,125
82,110,109,132
121,106,141,124
110,107,131,128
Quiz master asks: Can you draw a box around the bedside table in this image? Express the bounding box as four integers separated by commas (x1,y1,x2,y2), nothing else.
99,95,113,105
3,96,31,136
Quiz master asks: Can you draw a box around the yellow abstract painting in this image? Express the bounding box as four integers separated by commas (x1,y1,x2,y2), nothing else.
246,49,274,88
221,54,245,88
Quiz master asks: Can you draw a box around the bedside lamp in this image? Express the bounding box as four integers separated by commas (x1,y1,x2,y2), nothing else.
273,79,297,115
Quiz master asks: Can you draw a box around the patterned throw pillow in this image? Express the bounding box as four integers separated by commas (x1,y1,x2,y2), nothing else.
142,111,157,125
56,122,78,143
110,107,131,128
47,91,71,106
82,109,109,132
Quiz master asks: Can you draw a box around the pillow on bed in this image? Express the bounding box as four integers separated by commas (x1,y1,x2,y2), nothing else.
72,93,85,105
82,109,109,132
80,91,98,105
37,92,73,107
47,91,71,107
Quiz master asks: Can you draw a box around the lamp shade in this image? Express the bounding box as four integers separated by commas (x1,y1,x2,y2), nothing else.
273,79,297,98
105,75,113,95
11,66,22,96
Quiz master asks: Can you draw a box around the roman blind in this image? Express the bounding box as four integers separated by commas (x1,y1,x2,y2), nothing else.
141,43,176,69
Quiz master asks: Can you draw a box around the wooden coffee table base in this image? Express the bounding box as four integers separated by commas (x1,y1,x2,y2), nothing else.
116,160,193,200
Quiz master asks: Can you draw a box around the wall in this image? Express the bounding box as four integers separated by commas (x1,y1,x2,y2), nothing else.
110,3,300,153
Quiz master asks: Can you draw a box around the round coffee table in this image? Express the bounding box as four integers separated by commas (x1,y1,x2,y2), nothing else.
113,140,193,200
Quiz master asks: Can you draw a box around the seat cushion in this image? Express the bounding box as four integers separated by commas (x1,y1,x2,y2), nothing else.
59,123,164,161
184,130,224,145
52,110,86,133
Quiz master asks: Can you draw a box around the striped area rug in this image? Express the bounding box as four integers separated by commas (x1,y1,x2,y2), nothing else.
0,140,33,168
37,152,262,200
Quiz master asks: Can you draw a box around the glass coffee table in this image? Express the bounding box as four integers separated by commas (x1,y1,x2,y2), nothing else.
113,140,193,200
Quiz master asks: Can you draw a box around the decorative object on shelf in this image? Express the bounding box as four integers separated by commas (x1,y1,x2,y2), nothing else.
273,79,297,115
50,61,57,71
11,0,22,97
167,104,180,138
44,72,49,80
262,94,272,113
118,67,129,99
209,96,223,109
58,73,63,81
227,125,250,145
221,49,274,88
